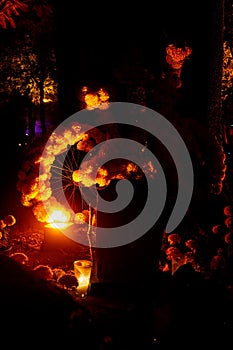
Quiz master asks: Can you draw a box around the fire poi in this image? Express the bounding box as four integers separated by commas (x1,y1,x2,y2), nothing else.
16,94,158,252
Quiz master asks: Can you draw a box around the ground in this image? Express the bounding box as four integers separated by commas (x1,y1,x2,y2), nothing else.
1,145,233,349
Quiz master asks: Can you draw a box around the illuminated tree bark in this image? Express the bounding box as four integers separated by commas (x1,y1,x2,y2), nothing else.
207,0,225,142
224,0,233,53
39,78,46,134
206,0,227,195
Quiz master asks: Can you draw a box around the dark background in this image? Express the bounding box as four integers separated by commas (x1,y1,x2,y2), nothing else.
52,0,215,120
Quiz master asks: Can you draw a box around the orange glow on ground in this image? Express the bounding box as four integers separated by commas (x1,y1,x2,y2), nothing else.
44,222,73,229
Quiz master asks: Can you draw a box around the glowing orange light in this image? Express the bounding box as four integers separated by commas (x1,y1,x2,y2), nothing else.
72,169,80,184
166,44,192,70
45,209,72,229
35,157,42,164
74,212,88,224
80,86,110,110
84,93,99,110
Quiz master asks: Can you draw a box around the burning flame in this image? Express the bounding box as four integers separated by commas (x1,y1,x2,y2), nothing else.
166,44,192,70
16,87,158,232
17,137,157,228
80,86,110,110
45,209,72,229
165,43,192,88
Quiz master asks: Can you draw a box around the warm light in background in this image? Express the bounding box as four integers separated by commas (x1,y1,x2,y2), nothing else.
165,43,192,88
166,44,192,70
80,86,110,110
45,209,72,229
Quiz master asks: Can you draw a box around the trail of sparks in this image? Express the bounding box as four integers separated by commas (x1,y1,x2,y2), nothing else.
50,146,86,214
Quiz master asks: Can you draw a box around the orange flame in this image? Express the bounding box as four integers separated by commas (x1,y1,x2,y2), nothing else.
166,44,192,70
165,43,192,88
45,208,72,229
80,86,110,110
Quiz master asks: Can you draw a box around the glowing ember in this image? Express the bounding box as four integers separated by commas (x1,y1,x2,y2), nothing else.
72,169,80,184
45,222,73,229
85,93,99,110
165,43,192,88
74,212,88,224
166,44,192,70
79,85,110,110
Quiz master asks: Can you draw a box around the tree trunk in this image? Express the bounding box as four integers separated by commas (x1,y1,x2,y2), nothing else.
207,0,225,142
28,101,35,139
39,79,46,134
206,0,226,195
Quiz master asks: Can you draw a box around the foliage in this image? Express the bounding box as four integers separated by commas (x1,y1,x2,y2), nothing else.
160,203,233,285
0,0,56,135
0,33,57,104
